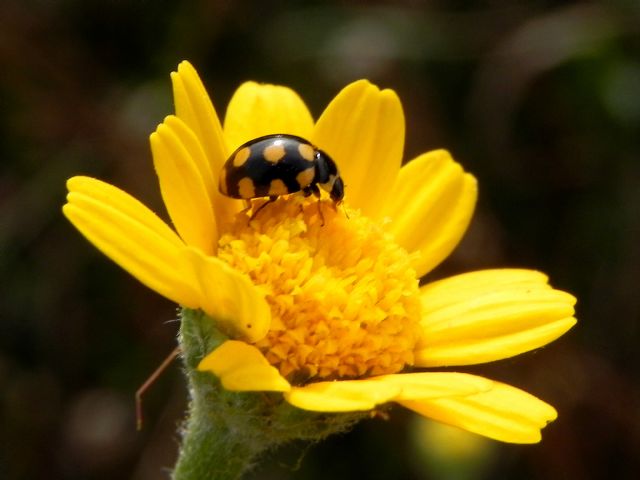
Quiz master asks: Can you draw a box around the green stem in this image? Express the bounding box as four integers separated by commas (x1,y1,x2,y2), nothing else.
172,309,367,480
171,379,267,479
172,309,263,480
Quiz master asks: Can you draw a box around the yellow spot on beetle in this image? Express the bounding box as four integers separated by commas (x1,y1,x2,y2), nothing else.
296,167,315,188
233,147,251,167
219,167,228,194
269,179,289,196
263,144,286,163
298,143,316,162
238,177,256,198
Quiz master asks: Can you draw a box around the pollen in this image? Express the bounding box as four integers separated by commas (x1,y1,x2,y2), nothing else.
216,196,422,383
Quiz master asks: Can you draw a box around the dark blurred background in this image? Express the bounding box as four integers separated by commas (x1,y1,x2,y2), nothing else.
1,1,639,479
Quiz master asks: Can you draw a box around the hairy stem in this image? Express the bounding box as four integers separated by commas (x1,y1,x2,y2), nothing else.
172,308,367,480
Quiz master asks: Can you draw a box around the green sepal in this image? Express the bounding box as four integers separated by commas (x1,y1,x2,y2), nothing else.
172,308,367,480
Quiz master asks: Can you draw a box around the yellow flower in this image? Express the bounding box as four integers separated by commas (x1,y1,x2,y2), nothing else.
63,61,576,444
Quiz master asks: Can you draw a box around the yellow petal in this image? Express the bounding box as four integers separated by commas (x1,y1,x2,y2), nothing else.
151,117,217,254
285,378,402,412
181,247,270,342
415,269,577,366
399,378,558,444
223,81,314,151
420,269,550,310
171,61,241,224
373,372,493,401
382,150,477,277
416,318,576,367
171,61,228,170
63,178,199,307
198,340,290,392
66,176,183,247
312,80,404,216
162,116,216,199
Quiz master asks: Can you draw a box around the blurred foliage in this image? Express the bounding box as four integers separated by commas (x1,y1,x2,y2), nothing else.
1,1,639,479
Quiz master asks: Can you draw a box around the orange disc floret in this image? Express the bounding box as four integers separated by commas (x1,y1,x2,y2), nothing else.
216,196,422,383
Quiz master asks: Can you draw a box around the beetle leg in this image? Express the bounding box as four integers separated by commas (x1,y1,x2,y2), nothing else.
249,196,278,223
239,199,253,215
307,184,325,226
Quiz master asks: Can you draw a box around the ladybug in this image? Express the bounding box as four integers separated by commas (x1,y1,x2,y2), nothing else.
219,134,344,218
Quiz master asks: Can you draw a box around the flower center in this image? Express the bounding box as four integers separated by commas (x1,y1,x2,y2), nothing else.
216,196,421,383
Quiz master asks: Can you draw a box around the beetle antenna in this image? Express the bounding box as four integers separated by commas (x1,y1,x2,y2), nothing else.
342,203,349,219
